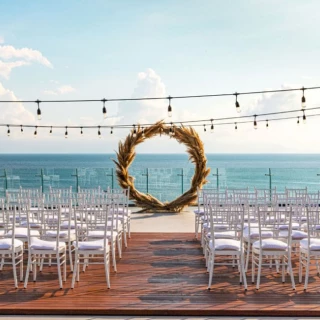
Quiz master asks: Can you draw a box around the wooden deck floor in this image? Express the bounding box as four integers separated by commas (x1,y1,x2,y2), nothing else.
1,232,320,316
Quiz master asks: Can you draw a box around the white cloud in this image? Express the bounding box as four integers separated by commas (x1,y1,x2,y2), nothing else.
0,44,53,79
0,45,52,68
43,89,57,95
116,68,168,125
0,60,30,79
0,82,35,124
43,85,76,95
0,36,4,44
57,85,75,94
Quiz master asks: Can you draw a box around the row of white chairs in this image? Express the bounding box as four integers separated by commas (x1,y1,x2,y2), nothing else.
198,190,320,291
0,187,131,289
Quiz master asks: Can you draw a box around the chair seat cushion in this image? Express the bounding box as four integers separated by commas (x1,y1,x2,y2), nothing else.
203,223,229,231
45,230,76,239
300,238,320,250
207,231,235,239
30,238,66,250
279,230,308,240
20,220,42,228
74,239,109,251
0,238,24,250
243,228,273,240
87,230,117,239
193,208,204,215
209,238,241,251
6,228,40,238
253,238,287,250
279,222,300,230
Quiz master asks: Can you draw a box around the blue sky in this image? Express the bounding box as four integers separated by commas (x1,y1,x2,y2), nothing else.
0,0,320,153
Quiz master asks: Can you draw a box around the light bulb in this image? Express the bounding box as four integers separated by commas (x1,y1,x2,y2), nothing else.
36,100,42,120
102,99,107,119
133,125,137,138
20,125,23,134
110,127,113,135
297,117,300,125
80,127,83,135
254,116,257,129
303,111,306,124
302,88,306,109
235,123,237,130
168,96,172,117
235,94,241,113
203,124,206,132
266,120,269,129
98,126,101,138
7,125,10,137
65,127,68,139
34,127,37,137
49,126,52,134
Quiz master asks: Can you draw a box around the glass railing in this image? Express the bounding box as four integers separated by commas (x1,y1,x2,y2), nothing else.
1,167,320,201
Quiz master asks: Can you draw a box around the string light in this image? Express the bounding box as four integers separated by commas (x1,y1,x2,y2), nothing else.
65,126,68,138
303,110,307,124
210,119,214,133
266,120,269,128
98,126,101,138
49,126,52,134
34,126,37,137
169,125,173,136
235,122,237,130
132,125,137,138
102,99,107,119
235,93,241,113
7,125,10,137
36,100,41,120
254,115,257,129
110,127,113,134
20,125,23,134
301,87,306,109
168,96,172,117
297,117,300,125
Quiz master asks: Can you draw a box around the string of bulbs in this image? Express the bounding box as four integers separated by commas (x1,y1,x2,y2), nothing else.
0,85,318,137
0,85,316,119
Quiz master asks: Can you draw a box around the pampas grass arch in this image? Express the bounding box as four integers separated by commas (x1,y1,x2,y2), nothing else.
113,121,210,212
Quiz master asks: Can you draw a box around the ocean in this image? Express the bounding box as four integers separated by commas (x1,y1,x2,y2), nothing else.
1,153,320,201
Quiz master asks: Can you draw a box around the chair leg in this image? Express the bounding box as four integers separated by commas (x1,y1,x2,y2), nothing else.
71,253,78,288
256,254,262,290
304,255,311,291
57,254,63,289
105,253,111,289
207,252,214,289
12,254,18,288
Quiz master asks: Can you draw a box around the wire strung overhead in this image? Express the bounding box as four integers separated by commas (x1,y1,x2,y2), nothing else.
0,85,318,119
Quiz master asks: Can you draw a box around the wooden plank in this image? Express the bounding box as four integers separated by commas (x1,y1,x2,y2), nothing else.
0,232,320,316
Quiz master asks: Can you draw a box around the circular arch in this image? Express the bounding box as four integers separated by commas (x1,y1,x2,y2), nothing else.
113,121,210,212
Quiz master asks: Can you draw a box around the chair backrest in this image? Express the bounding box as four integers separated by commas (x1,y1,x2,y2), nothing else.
208,199,244,247
256,206,293,248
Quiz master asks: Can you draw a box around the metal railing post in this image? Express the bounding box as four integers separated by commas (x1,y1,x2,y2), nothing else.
141,168,149,194
71,168,79,192
212,168,220,189
0,169,8,191
265,168,273,202
177,168,184,194
35,169,44,192
106,168,114,189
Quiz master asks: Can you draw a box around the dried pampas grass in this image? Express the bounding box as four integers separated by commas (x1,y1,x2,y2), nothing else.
113,121,210,212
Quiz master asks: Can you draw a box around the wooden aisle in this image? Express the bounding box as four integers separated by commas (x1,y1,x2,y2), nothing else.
0,232,320,316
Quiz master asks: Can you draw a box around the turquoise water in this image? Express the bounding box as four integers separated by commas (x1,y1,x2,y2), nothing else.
1,153,320,201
